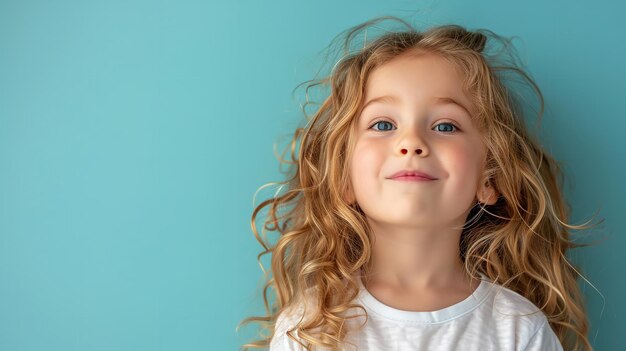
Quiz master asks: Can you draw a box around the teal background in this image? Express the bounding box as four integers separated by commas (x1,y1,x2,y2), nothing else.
1,0,623,350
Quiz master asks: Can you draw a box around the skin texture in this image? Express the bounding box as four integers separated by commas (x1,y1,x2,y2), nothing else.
347,51,499,311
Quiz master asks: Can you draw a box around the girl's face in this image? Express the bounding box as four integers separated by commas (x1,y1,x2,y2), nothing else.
349,52,496,228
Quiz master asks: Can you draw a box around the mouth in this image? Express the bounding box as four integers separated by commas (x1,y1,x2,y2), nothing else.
387,169,437,181
389,175,437,182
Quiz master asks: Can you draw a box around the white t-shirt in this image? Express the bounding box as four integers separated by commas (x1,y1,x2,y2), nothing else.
270,273,564,350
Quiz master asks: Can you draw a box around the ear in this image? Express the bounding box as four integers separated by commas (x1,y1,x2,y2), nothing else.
476,178,499,205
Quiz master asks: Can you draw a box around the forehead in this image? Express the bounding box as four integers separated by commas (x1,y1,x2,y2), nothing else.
363,52,474,112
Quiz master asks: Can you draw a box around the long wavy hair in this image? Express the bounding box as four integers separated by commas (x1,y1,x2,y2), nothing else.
237,16,602,351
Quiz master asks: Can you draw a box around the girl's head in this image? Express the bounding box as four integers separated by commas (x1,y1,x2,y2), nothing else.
239,16,599,351
332,24,541,236
347,48,498,232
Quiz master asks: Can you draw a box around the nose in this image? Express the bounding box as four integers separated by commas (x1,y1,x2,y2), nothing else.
397,119,430,157
400,148,426,155
399,134,429,156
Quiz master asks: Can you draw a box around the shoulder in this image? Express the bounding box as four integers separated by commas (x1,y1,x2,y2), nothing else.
481,280,563,350
269,288,320,351
522,318,564,351
485,281,545,323
487,281,543,316
270,307,306,351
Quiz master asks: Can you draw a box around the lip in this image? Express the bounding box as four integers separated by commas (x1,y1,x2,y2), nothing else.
387,169,437,181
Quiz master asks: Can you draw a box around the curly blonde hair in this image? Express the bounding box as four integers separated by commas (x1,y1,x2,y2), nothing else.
237,16,602,351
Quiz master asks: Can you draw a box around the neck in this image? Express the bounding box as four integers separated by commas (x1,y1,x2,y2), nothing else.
361,218,471,291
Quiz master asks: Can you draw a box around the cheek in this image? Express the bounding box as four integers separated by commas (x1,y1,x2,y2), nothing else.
451,147,475,169
445,142,485,187
350,140,384,185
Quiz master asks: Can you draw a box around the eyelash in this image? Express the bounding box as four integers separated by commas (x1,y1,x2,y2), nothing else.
367,119,461,133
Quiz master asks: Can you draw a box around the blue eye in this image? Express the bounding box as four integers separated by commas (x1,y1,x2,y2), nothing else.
369,120,395,131
368,120,459,133
433,123,458,133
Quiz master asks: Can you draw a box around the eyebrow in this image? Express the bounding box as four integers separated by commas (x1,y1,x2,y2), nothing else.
362,95,472,116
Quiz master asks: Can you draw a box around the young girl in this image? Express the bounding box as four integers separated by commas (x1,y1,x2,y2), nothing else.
238,16,599,351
